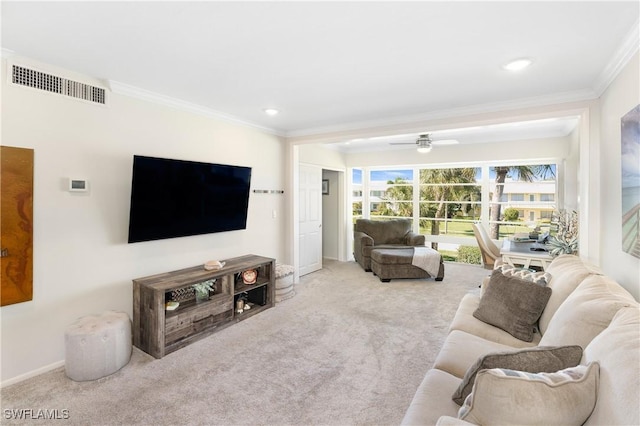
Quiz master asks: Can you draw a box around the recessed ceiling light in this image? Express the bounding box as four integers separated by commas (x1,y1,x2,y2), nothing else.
502,58,533,72
263,108,279,116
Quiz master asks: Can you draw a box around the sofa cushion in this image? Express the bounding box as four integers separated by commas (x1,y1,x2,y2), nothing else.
435,417,475,426
400,369,463,426
458,362,600,425
449,293,541,348
434,330,520,379
362,244,412,258
583,305,640,426
451,345,583,405
538,254,600,334
355,218,411,245
473,269,551,342
539,275,636,348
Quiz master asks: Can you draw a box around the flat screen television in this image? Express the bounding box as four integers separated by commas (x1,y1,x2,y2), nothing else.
127,155,252,243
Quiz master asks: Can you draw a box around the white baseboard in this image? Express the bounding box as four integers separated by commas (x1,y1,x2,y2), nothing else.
1,360,65,388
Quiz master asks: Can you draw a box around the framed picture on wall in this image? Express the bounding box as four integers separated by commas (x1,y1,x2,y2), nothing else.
322,179,329,195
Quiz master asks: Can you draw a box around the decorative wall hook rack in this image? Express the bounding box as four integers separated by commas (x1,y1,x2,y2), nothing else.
252,189,284,194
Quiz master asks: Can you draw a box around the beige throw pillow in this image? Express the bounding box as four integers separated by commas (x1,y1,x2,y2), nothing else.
451,345,583,405
458,362,600,425
473,269,552,342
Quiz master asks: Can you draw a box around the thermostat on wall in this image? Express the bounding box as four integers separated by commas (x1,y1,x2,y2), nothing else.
69,179,89,192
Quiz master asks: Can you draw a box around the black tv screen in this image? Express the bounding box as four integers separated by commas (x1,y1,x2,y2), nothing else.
127,155,252,243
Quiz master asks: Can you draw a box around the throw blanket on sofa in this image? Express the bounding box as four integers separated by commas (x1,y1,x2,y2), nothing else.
412,247,440,277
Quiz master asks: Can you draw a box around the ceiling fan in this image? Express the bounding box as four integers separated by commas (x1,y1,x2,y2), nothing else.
390,134,459,153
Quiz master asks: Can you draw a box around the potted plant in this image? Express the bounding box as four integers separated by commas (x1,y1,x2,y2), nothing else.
192,279,216,302
547,209,578,256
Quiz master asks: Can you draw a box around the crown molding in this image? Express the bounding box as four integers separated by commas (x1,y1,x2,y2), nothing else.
108,80,285,137
593,18,639,96
284,88,597,140
1,48,16,59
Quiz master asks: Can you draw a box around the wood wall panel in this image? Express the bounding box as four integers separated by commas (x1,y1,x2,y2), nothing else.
1,146,34,306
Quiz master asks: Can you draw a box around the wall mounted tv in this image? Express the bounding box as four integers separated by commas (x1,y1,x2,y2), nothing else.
127,155,252,243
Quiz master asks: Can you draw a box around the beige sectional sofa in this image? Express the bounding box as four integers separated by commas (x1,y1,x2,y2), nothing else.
401,255,640,425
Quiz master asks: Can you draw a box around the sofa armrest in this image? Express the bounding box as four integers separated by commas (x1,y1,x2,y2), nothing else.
436,416,476,426
405,232,426,246
353,232,373,247
354,231,373,253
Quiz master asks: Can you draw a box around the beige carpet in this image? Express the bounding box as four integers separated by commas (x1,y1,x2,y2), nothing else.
1,260,488,426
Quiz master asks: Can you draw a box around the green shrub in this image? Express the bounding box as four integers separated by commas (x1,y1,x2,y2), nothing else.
503,207,520,222
439,251,457,262
457,245,481,265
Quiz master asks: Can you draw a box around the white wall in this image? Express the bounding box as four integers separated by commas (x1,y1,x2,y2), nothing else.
598,52,640,300
298,144,346,169
563,127,581,211
0,57,287,384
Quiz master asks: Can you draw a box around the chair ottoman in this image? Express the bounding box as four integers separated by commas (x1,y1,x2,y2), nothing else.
370,248,445,282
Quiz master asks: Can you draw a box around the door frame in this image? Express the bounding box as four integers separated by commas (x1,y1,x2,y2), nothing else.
290,145,348,283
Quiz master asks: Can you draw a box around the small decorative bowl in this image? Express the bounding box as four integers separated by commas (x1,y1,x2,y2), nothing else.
242,269,257,284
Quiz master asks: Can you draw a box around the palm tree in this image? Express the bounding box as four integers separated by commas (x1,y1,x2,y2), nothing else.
420,168,478,248
489,165,555,239
378,178,412,217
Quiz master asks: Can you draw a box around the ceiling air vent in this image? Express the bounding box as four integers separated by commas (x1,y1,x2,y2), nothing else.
11,64,106,105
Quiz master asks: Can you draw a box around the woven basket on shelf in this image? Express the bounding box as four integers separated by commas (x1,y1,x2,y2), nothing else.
170,286,196,303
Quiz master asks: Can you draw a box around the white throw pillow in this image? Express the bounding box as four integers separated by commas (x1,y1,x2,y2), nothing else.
494,263,551,286
458,362,600,425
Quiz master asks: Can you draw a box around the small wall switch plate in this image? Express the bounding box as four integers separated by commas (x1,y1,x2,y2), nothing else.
69,179,89,192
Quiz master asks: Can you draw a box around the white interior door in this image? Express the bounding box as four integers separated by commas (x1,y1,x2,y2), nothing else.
299,164,322,276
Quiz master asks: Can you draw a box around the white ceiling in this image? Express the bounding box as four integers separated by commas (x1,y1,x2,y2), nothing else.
1,1,638,143
326,116,581,153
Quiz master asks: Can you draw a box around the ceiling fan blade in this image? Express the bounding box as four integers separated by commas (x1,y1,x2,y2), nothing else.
389,142,418,145
431,139,459,145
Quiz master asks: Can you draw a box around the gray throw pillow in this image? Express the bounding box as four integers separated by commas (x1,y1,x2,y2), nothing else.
452,345,583,406
473,269,552,342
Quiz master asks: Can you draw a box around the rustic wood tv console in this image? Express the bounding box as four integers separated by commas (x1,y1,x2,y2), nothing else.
133,254,275,358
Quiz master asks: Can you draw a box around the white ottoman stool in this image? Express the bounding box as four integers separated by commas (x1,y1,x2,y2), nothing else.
275,263,296,302
65,311,132,381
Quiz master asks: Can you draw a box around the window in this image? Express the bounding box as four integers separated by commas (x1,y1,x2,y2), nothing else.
489,164,557,238
352,168,363,220
419,167,481,237
351,163,557,242
540,211,553,219
369,169,413,219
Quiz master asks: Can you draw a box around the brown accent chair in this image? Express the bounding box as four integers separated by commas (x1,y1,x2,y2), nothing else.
354,218,425,271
